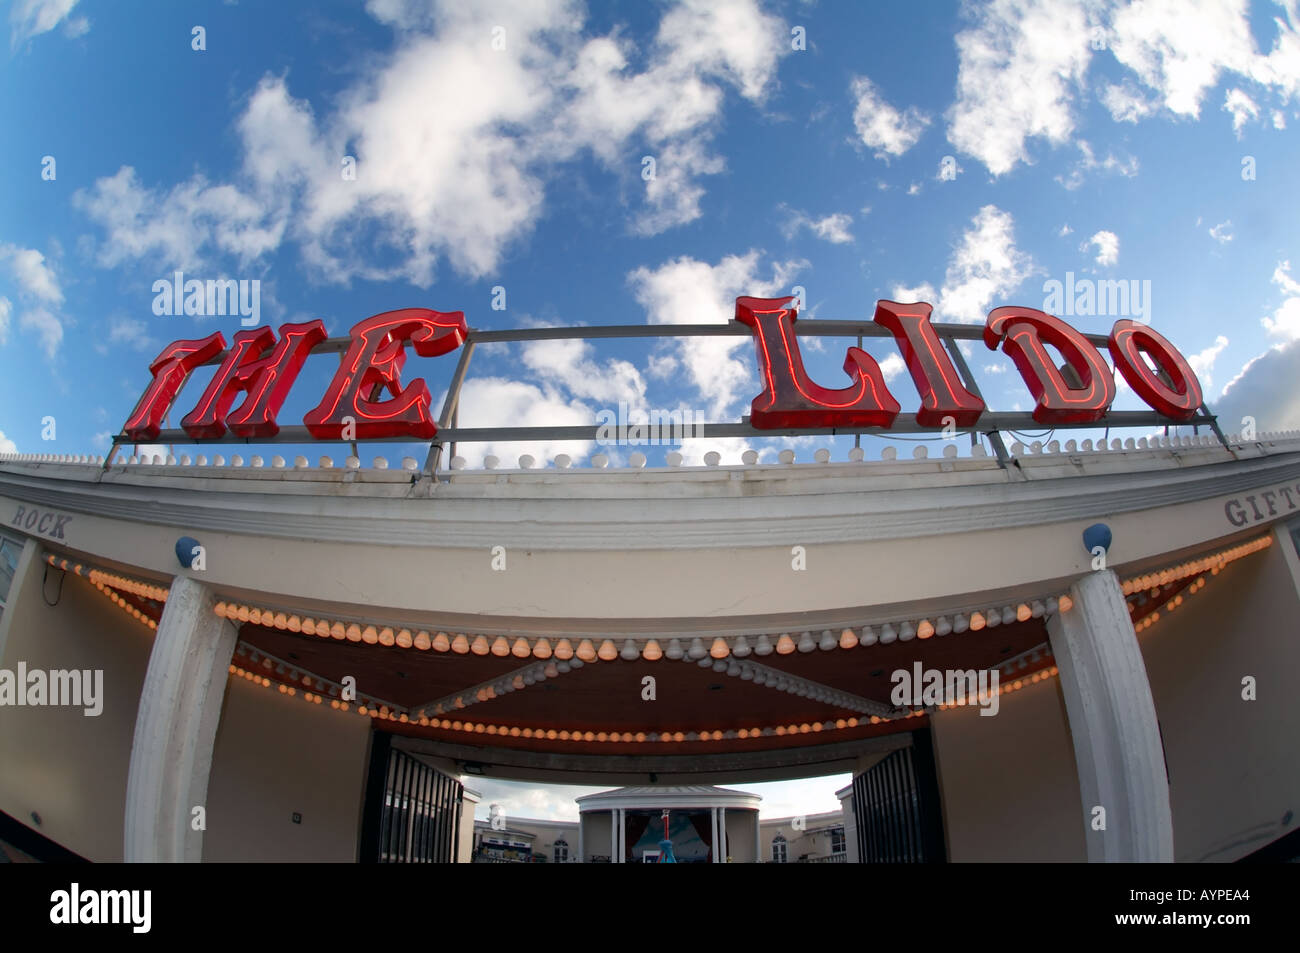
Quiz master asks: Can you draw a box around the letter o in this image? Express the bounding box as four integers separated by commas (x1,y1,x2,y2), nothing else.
1109,319,1203,420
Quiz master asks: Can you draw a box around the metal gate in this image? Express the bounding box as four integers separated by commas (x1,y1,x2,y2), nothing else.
360,734,463,863
852,728,946,863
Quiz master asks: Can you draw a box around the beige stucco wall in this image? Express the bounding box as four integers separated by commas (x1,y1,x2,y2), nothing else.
724,810,756,862
203,674,371,861
932,677,1086,862
759,811,843,862
458,793,477,862
1139,522,1300,861
475,816,577,862
0,535,373,862
581,811,612,862
0,543,151,861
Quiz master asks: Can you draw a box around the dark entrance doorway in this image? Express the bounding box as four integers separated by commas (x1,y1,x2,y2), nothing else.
360,733,464,863
851,726,946,862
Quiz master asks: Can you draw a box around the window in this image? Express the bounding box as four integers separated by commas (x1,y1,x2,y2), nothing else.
831,827,845,854
0,533,23,624
554,838,569,863
771,834,787,863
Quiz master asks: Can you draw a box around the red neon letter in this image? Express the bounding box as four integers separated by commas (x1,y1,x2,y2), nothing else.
738,296,900,429
873,300,985,426
303,308,467,440
1108,320,1203,421
984,307,1116,424
123,333,226,442
180,320,327,438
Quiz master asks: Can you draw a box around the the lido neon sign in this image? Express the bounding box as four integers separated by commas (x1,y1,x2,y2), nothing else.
122,297,1203,443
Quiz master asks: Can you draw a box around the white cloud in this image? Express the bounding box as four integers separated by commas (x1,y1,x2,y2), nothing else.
779,206,854,244
628,250,803,421
1223,87,1260,137
20,307,62,360
1109,0,1300,126
9,0,80,48
1188,334,1229,391
907,182,922,196
1262,261,1300,341
1100,80,1159,122
520,335,647,408
1208,220,1234,244
1058,224,1074,237
0,245,67,361
1217,261,1300,422
877,352,905,382
634,139,726,236
850,75,930,159
951,0,1300,173
1086,229,1120,267
946,0,1094,175
890,282,939,305
1216,339,1300,431
0,429,16,454
448,376,596,469
0,244,63,304
646,352,679,380
895,205,1036,324
1110,0,1292,115
1273,260,1300,296
73,166,284,272
74,0,788,284
107,318,156,351
1056,140,1140,190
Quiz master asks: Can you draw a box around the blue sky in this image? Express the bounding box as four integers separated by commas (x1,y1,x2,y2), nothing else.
3,0,1299,470
2,0,1299,816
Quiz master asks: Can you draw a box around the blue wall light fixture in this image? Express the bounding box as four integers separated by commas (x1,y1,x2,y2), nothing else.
1082,523,1112,555
175,536,202,569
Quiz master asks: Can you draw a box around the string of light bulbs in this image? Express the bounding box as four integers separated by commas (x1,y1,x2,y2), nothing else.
218,529,1266,739
209,593,1078,663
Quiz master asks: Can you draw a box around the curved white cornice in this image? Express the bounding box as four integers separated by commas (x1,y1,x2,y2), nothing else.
2,441,1299,552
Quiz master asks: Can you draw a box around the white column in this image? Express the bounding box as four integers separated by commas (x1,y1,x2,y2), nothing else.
609,809,617,863
710,807,719,863
618,807,626,863
578,814,584,863
754,810,761,864
124,575,236,862
720,807,727,861
1046,570,1174,862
